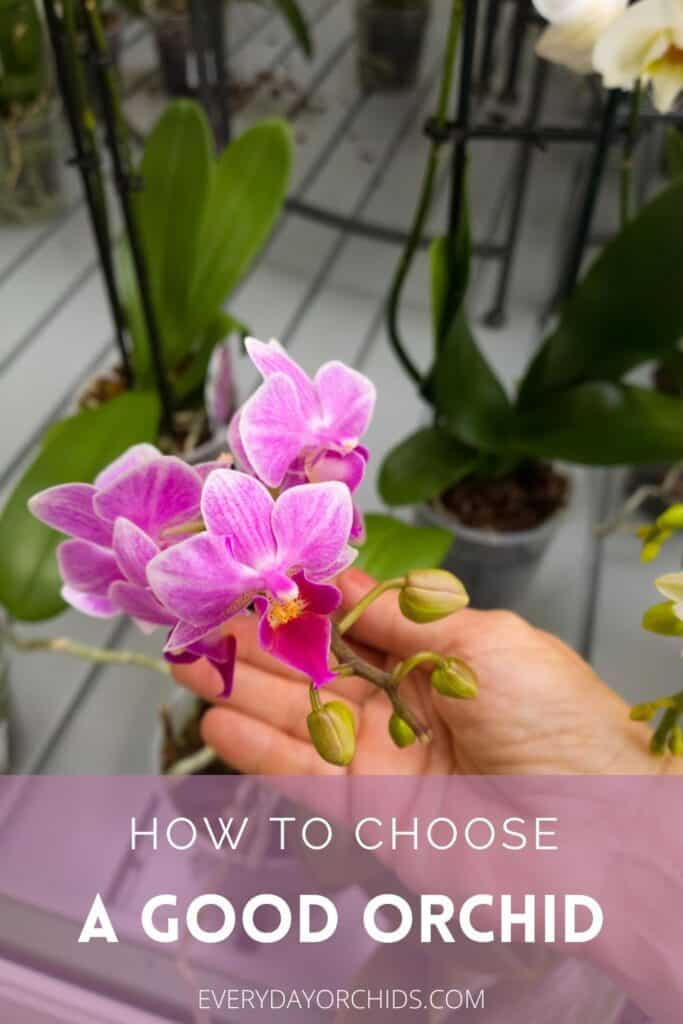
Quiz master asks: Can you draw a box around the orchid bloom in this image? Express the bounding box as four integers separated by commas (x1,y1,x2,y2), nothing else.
229,338,375,540
28,445,236,690
656,572,683,619
593,0,683,112
148,471,356,690
532,0,627,73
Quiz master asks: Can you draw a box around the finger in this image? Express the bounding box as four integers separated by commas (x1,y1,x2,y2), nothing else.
201,706,344,776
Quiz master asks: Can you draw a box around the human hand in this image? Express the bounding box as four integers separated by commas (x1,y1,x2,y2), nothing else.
171,568,665,776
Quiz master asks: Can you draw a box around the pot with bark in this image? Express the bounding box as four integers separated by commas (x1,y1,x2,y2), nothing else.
355,0,431,92
416,462,571,609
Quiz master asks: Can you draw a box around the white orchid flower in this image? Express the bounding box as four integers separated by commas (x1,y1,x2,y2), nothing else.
656,572,683,620
593,0,683,112
533,0,628,73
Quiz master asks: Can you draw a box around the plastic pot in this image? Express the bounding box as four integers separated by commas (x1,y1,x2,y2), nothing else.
147,2,224,98
355,0,431,92
416,480,571,610
0,101,64,223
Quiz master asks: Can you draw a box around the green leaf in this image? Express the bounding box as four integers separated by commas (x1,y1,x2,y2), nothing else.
432,306,511,448
379,426,478,506
0,392,160,622
271,0,313,57
519,179,683,403
430,226,470,348
173,310,245,402
187,118,292,342
509,382,683,465
355,514,452,581
665,127,683,179
124,100,214,378
642,601,683,637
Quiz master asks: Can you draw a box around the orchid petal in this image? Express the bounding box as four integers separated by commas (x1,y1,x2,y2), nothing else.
306,447,367,493
227,410,254,474
62,585,117,618
201,470,276,566
112,518,159,587
148,533,258,627
314,361,376,444
29,484,113,546
258,608,335,687
294,572,342,615
245,337,317,416
94,444,161,489
239,374,310,488
166,623,237,698
94,457,202,539
272,481,354,580
108,581,176,626
57,540,122,594
350,505,366,543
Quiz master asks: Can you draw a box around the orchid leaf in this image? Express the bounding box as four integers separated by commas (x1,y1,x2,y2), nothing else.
665,127,683,179
271,0,313,57
509,382,683,464
187,118,292,341
173,310,245,402
519,179,683,404
379,426,478,506
356,514,452,581
432,306,511,448
0,392,160,622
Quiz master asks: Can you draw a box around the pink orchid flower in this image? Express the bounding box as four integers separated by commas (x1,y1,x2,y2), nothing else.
147,470,356,690
229,338,375,540
28,445,236,691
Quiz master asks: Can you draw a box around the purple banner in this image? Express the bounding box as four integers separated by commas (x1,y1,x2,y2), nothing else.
0,775,679,1021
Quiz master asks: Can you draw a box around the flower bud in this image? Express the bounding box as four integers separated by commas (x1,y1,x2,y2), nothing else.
307,700,356,766
388,713,417,748
669,726,683,757
630,702,656,722
657,504,683,531
399,569,469,624
431,657,478,700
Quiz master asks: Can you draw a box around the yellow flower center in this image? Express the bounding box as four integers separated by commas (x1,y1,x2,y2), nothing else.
267,597,307,629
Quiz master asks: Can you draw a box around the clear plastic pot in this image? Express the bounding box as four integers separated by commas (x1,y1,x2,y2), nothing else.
416,481,571,610
355,0,431,92
0,101,64,223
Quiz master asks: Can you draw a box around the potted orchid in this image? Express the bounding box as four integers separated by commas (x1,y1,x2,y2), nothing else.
0,0,64,222
355,0,432,92
4,340,471,773
0,99,292,625
378,0,683,609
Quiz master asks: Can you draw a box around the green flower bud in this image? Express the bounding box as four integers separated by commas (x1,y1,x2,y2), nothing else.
307,700,356,766
431,657,478,700
398,569,469,624
642,601,683,637
630,702,656,722
668,726,683,757
656,504,683,531
388,713,417,748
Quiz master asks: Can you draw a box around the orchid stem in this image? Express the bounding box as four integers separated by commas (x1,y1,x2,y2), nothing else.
392,651,443,683
6,629,172,677
331,627,432,743
336,578,405,636
385,0,463,386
